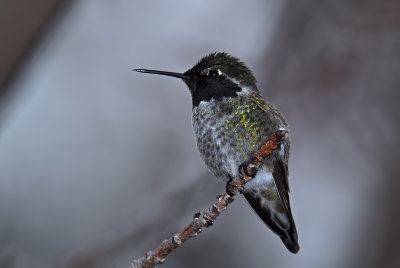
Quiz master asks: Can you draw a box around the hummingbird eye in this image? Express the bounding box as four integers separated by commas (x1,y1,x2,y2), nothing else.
208,70,218,77
201,67,222,78
208,69,220,78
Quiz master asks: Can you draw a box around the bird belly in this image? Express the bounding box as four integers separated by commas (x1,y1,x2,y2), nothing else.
193,124,239,181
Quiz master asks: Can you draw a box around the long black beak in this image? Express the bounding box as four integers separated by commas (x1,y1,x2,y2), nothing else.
133,69,189,80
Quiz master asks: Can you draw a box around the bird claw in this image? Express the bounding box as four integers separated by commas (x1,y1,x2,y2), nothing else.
225,179,236,196
239,162,257,179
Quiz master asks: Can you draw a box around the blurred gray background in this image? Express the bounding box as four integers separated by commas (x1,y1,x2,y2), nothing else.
1,1,399,267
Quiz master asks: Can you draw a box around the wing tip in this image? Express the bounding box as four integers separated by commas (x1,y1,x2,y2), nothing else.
281,231,300,254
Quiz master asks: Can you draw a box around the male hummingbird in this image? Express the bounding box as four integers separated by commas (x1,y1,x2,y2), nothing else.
134,52,299,253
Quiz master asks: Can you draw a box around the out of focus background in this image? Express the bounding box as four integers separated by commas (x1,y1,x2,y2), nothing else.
1,1,399,267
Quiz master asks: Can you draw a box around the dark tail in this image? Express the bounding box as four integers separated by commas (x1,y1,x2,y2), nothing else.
243,189,300,254
280,226,300,253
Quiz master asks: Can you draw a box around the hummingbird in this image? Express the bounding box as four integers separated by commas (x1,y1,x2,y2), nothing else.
134,52,299,253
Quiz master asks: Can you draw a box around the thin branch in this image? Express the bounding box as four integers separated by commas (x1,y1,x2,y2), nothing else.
130,130,287,268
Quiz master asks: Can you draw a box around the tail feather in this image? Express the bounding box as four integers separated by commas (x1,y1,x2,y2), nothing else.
243,191,300,253
243,163,300,253
281,230,300,253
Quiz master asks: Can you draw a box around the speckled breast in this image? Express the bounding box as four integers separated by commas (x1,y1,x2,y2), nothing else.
191,95,279,180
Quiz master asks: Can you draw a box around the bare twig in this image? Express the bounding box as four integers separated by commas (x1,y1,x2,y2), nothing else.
130,130,287,268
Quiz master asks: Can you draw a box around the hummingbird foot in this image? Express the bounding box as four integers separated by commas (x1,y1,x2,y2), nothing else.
239,162,258,179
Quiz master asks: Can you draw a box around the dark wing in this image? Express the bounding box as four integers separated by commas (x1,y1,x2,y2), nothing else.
250,92,289,127
272,159,291,214
243,160,299,253
271,159,299,253
250,91,291,189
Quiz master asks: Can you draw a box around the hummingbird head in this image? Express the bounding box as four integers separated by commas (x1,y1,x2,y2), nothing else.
134,52,257,107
